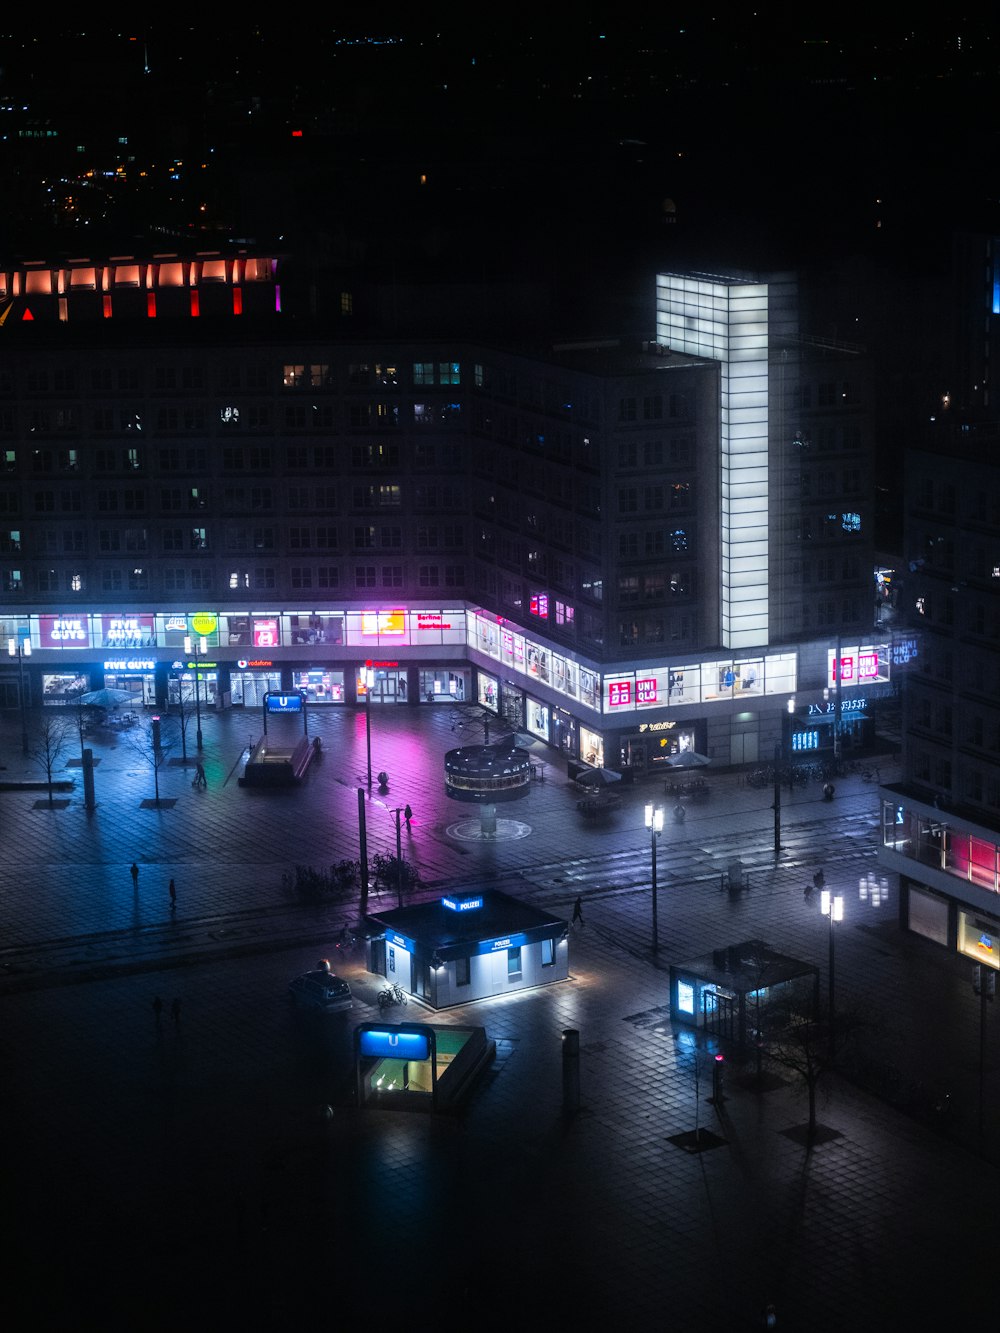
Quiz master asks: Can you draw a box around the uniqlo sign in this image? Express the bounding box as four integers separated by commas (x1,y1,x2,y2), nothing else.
636,678,658,705
608,680,632,707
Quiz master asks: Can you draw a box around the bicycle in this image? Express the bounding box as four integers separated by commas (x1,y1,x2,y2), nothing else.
377,981,408,1011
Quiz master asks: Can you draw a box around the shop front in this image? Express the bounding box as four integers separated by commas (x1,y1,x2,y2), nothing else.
230,659,282,708
619,719,703,778
291,666,347,703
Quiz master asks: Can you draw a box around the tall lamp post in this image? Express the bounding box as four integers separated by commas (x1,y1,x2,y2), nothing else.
774,697,795,855
183,635,207,751
391,806,406,906
363,662,374,788
820,887,844,1057
644,802,664,954
8,635,31,755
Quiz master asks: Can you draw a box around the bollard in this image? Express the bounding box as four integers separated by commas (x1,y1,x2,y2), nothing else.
83,747,96,812
710,1053,725,1105
562,1028,580,1115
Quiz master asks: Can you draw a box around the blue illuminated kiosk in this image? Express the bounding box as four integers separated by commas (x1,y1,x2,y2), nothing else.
366,888,570,1009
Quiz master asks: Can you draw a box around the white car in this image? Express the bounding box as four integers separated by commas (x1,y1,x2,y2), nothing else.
288,960,353,1013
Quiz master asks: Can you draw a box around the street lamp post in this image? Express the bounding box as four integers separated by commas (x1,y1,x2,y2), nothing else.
820,887,844,1057
972,964,995,1139
774,698,795,855
392,806,405,906
363,663,374,788
8,636,31,755
183,635,207,751
644,802,664,954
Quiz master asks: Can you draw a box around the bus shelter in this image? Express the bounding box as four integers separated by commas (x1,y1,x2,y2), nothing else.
669,938,819,1048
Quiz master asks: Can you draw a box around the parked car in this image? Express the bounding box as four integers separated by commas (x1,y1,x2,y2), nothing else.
289,959,353,1013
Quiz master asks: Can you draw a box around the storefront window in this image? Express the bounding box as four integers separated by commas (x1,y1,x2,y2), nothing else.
419,670,467,703
477,671,498,710
291,669,345,703
287,613,342,645
524,639,550,683
101,614,155,649
526,700,548,739
230,671,281,708
958,911,1000,966
552,708,576,754
580,726,604,767
41,672,89,704
580,669,599,710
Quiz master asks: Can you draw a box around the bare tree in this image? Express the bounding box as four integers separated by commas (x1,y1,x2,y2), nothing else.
168,687,195,763
122,720,173,804
31,716,71,807
762,1002,865,1144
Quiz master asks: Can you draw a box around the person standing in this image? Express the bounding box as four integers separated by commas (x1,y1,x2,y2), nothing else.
572,896,584,926
404,803,413,830
130,862,139,891
168,878,176,910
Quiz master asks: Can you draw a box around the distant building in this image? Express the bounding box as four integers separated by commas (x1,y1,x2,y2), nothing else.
0,246,885,772
877,231,1000,968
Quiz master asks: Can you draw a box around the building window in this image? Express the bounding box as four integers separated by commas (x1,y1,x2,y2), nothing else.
456,956,470,987
541,939,555,967
507,946,522,979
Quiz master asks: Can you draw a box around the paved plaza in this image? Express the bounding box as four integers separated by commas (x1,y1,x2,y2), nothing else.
1,702,998,1329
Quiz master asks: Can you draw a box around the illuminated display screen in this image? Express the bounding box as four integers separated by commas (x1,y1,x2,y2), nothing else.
361,610,405,636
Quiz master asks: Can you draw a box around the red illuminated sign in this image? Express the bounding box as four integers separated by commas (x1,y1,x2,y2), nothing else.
39,615,90,647
608,681,632,707
637,678,658,705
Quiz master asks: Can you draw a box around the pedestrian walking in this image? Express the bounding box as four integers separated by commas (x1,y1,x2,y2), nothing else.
130,861,139,891
171,997,182,1025
404,803,413,830
193,762,207,789
168,878,176,909
152,995,163,1024
572,895,584,926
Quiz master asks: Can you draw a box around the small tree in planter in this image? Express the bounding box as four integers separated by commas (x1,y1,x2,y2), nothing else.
31,716,71,807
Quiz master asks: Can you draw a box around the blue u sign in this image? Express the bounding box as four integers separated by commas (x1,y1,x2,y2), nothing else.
265,692,303,713
359,1029,431,1061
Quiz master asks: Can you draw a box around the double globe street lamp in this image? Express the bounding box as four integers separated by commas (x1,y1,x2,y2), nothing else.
820,886,845,1056
645,802,665,954
183,635,207,751
8,635,31,755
